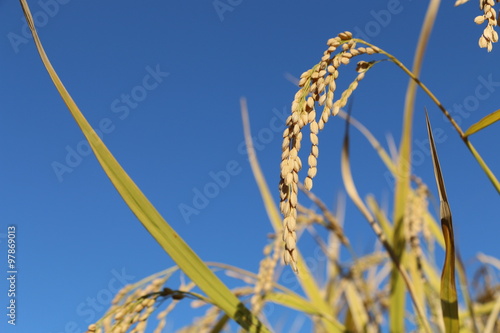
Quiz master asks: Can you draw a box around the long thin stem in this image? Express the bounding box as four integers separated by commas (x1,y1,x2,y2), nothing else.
352,39,500,193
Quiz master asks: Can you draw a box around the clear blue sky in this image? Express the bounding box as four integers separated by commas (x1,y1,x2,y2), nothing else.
1,1,499,332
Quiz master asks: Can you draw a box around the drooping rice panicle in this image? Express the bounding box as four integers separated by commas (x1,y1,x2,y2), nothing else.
279,31,379,272
476,0,499,52
251,236,282,315
404,177,430,281
455,0,499,51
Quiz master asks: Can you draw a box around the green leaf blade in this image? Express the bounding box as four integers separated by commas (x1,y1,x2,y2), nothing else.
425,112,459,333
18,1,270,331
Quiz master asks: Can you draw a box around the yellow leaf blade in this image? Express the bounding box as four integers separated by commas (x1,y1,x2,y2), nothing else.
464,109,500,137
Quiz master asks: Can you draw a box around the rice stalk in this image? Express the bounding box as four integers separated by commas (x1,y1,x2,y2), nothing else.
350,39,500,193
390,1,440,330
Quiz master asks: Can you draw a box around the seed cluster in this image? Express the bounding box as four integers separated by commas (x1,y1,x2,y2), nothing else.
404,178,430,279
85,278,168,333
279,31,379,272
178,306,222,333
477,0,500,51
456,0,499,51
251,236,281,314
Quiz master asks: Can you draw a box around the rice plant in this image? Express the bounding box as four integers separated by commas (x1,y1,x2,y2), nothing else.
17,0,500,332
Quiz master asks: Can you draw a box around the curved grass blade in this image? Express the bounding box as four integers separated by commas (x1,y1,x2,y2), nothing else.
338,112,446,251
265,291,348,329
265,292,326,316
477,252,500,269
337,110,396,177
425,112,459,333
464,109,500,137
483,295,500,333
366,195,394,241
18,1,270,331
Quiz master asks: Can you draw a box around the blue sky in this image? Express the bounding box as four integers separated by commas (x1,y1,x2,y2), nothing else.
1,1,499,332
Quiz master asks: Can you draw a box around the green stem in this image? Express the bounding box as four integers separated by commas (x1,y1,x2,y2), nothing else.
353,39,500,194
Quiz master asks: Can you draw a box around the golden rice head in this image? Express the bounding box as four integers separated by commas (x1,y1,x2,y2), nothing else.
152,302,175,333
455,0,499,50
280,31,380,272
331,70,368,116
178,306,221,333
475,0,499,51
85,324,99,333
251,237,281,314
250,256,274,314
404,178,429,279
89,277,168,333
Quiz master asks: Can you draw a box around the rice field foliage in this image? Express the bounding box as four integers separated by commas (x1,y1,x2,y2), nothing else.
18,0,500,332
